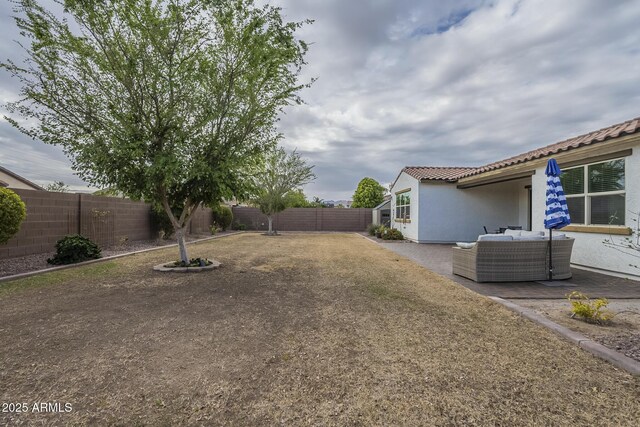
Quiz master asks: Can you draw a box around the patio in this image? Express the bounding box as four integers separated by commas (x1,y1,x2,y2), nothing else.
368,237,640,299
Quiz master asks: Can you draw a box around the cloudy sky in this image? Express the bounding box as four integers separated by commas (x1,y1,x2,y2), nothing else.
1,0,640,199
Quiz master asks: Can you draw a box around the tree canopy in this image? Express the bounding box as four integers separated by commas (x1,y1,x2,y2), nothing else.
249,147,315,234
283,188,311,208
2,0,312,262
351,177,385,208
45,181,70,193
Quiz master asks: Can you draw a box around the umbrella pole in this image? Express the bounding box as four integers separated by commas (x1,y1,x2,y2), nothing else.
549,228,553,281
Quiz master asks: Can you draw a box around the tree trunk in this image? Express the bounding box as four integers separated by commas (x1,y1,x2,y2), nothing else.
267,216,274,235
175,227,189,264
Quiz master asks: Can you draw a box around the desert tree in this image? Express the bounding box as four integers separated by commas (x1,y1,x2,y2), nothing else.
45,181,70,192
283,188,311,207
249,147,315,235
2,0,312,263
351,177,385,208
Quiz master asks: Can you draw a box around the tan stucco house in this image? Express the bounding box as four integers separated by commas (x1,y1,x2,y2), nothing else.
0,165,45,191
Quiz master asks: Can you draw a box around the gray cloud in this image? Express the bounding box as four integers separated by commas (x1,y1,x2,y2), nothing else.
1,0,640,199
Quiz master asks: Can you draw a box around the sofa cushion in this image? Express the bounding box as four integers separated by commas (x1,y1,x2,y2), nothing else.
477,234,514,241
504,229,522,237
456,242,477,249
543,231,567,239
521,230,545,238
513,235,546,241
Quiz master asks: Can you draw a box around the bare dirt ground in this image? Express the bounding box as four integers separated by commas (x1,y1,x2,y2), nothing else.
1,233,639,425
514,299,640,362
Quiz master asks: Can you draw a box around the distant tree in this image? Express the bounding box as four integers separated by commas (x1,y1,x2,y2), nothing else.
310,196,328,208
0,188,27,244
45,181,70,193
2,0,312,263
249,148,315,235
284,189,311,207
93,188,121,197
336,203,345,208
351,177,385,208
210,204,233,231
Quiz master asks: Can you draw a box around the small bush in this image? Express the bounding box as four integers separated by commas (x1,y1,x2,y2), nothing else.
0,187,27,244
382,228,404,240
47,234,101,265
231,221,247,231
374,224,386,238
211,204,233,231
367,223,378,236
567,291,614,324
150,204,175,239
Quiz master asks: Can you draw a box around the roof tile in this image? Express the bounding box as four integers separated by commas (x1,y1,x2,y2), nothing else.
404,116,640,182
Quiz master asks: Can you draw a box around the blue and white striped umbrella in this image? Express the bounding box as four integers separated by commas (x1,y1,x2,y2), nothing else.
544,159,571,230
544,158,570,281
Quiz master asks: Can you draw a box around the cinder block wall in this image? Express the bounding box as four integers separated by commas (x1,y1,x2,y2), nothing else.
232,207,372,232
1,190,215,260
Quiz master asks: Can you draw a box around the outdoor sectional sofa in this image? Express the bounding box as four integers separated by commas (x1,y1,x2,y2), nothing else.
452,231,574,282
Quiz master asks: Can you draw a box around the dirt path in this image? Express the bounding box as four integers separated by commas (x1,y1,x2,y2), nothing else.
1,233,639,425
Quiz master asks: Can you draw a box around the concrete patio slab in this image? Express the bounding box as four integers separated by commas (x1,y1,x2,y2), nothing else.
363,235,640,299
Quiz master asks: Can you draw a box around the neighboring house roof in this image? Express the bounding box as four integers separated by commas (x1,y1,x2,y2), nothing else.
402,166,476,182
0,165,46,191
396,116,640,186
373,199,390,210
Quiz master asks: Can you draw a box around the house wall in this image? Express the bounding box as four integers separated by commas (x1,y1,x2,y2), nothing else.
0,170,40,190
531,144,640,278
418,179,529,243
518,186,530,229
390,172,421,241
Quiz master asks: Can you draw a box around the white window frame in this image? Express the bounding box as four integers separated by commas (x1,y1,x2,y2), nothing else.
395,190,411,223
563,157,625,225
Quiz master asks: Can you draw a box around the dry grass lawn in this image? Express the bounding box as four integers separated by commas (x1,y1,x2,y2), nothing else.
1,233,639,425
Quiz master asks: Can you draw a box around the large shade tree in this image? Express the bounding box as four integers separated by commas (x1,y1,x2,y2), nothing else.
351,177,385,208
249,147,315,235
2,0,311,263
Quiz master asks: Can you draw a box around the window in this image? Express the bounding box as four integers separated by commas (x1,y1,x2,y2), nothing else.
560,158,625,225
395,191,411,221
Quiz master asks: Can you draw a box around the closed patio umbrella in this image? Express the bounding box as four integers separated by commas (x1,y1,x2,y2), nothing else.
544,158,571,281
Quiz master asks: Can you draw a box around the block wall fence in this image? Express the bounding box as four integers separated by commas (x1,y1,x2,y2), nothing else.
1,189,214,260
231,207,372,232
1,190,372,260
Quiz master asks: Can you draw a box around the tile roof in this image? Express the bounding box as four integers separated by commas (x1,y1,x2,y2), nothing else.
402,166,476,182
403,116,640,183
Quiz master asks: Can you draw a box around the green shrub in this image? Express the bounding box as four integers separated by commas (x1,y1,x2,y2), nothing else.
381,228,404,240
211,204,233,231
0,188,27,244
47,234,102,265
150,204,175,239
373,224,388,238
367,223,378,236
567,291,614,324
231,221,247,231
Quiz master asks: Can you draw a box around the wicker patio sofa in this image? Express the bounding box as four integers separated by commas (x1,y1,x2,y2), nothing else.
452,237,574,282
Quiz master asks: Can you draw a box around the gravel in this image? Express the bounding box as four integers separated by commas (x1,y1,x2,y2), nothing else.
0,234,217,278
599,334,640,362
